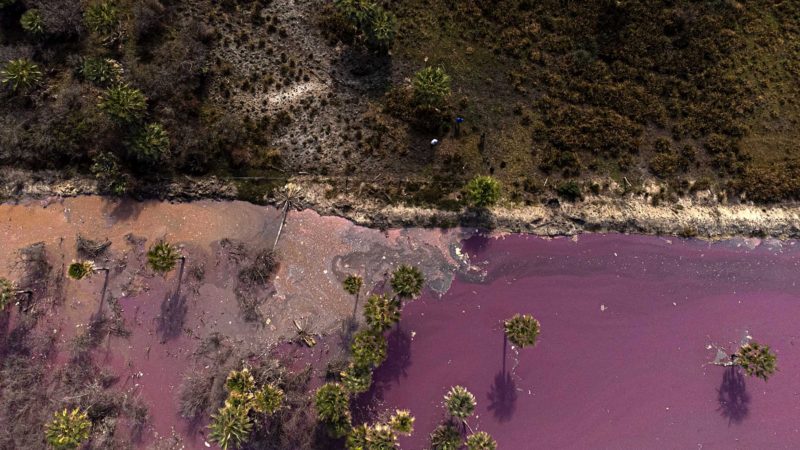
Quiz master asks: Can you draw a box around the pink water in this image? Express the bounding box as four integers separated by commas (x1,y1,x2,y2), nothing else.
362,234,800,449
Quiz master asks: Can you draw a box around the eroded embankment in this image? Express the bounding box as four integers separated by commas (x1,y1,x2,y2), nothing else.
2,170,799,239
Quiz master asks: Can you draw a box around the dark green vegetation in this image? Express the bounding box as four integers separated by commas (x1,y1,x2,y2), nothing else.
1,1,798,205
733,341,777,381
504,313,541,349
44,408,91,450
146,240,180,274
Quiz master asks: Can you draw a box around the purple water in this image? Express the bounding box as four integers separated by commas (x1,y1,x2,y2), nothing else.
361,234,800,449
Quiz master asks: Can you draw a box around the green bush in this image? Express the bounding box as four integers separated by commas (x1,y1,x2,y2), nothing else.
334,0,397,50
100,84,147,123
84,1,120,39
0,0,16,8
1,59,42,93
20,9,45,35
413,67,451,110
80,57,122,85
465,175,501,208
128,122,170,165
90,152,128,196
45,408,91,450
556,180,582,202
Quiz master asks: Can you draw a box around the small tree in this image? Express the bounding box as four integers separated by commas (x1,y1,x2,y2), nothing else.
364,294,401,333
147,240,181,274
351,329,387,368
90,152,128,196
343,274,363,296
100,84,147,123
444,385,476,420
208,403,253,450
335,0,397,50
413,66,451,110
20,9,44,35
251,384,284,415
225,368,256,394
733,342,777,381
429,424,462,450
314,383,352,438
45,408,91,450
504,313,540,348
1,58,42,93
390,265,424,300
388,409,414,435
465,176,501,208
466,431,497,450
347,423,370,449
128,122,170,165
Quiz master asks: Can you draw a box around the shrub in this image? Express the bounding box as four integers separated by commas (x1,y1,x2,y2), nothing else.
556,180,583,202
44,408,91,450
413,66,451,110
334,0,397,50
504,313,541,348
80,57,123,85
251,384,284,415
430,424,462,450
100,84,147,123
0,277,15,310
347,424,369,449
390,265,424,300
0,0,15,8
90,152,128,196
339,362,372,394
466,431,497,450
128,122,170,165
20,9,45,35
465,175,501,208
367,423,397,449
225,368,255,394
1,59,42,92
84,1,120,40
443,385,476,420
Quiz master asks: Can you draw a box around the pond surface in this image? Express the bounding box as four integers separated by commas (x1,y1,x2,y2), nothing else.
361,234,800,449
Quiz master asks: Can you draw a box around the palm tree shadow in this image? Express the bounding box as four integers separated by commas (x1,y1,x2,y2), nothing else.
487,334,517,421
717,366,750,424
353,326,413,421
156,290,187,342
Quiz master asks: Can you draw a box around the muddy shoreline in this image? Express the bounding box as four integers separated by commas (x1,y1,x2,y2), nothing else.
2,170,799,239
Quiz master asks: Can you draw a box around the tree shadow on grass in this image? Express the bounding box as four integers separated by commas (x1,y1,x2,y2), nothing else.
717,365,750,425
353,326,413,422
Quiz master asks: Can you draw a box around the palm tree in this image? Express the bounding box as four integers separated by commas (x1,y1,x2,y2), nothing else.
225,368,256,394
99,84,147,123
340,362,373,394
444,385,477,421
390,265,424,300
67,260,111,312
252,384,284,415
429,424,462,450
465,176,501,208
343,274,364,318
0,277,31,311
366,423,397,450
351,329,388,368
272,183,303,251
503,313,541,348
364,294,401,332
733,341,777,381
314,383,352,438
147,241,182,274
466,431,497,450
346,423,370,450
388,409,414,435
44,408,91,450
208,403,253,450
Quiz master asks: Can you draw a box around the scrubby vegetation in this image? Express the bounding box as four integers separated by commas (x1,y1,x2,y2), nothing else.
0,0,794,206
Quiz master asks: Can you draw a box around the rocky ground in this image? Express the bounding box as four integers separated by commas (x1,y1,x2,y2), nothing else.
3,168,800,240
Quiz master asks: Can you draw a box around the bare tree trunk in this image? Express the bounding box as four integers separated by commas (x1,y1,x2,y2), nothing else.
273,202,289,251
175,257,186,299
97,268,110,315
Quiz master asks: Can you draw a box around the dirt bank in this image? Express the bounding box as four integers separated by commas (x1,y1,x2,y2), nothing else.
2,169,799,239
